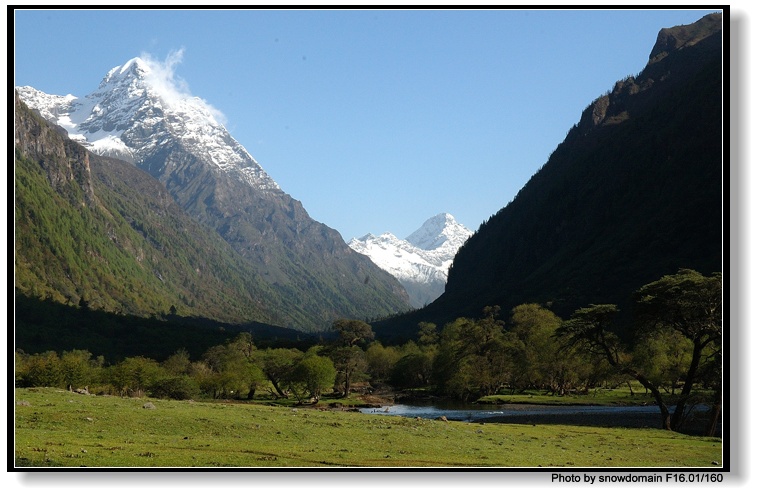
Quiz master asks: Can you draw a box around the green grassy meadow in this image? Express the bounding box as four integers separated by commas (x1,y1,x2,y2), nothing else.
14,388,722,468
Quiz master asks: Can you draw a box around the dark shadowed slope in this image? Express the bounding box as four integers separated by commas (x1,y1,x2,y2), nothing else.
375,13,723,341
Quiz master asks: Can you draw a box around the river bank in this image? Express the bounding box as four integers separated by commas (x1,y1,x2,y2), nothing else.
352,392,721,437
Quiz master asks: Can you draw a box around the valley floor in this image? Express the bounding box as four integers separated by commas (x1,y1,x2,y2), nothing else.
14,388,723,469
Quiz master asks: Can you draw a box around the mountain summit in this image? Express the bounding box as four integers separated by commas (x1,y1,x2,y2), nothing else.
18,57,410,330
17,56,279,190
406,213,472,252
349,214,473,307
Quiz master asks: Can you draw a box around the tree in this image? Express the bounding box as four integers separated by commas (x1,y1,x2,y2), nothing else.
332,319,375,347
107,356,163,397
330,345,369,398
431,308,509,400
329,319,375,397
556,304,674,429
60,349,98,391
365,342,401,383
229,332,257,360
431,317,472,397
384,341,432,389
506,304,564,393
287,352,336,404
17,351,63,388
259,348,303,398
417,322,439,347
200,341,265,399
149,374,200,400
633,269,722,431
162,349,193,376
14,351,27,387
390,349,433,389
227,332,266,399
631,330,693,395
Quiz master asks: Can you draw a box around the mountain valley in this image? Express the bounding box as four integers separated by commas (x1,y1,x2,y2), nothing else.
16,60,411,332
14,12,723,351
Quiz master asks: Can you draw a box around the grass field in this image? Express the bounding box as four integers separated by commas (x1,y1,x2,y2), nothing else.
14,387,722,468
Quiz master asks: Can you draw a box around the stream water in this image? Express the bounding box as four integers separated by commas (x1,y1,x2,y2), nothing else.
359,401,663,423
356,400,721,436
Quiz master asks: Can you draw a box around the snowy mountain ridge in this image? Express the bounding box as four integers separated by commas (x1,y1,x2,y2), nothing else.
16,57,280,192
349,213,473,307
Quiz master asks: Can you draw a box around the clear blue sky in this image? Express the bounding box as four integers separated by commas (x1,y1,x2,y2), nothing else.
13,8,719,241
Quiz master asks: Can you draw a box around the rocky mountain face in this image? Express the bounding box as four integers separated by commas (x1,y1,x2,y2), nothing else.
374,13,723,341
16,59,410,330
15,94,284,324
348,213,473,307
14,91,96,206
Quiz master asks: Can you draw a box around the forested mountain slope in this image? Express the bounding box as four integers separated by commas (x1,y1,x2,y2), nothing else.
15,93,290,325
375,13,723,340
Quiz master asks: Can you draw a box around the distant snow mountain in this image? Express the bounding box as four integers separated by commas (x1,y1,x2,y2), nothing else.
349,213,473,307
17,57,411,330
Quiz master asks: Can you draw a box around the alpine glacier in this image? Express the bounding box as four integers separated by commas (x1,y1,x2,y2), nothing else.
349,213,473,308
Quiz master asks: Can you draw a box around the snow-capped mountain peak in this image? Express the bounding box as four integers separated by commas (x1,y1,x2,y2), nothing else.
348,214,473,307
16,56,280,191
406,212,472,251
106,57,151,80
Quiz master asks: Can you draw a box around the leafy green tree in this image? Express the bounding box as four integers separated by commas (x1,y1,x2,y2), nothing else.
633,269,722,431
201,342,265,399
431,317,470,397
332,319,375,347
189,360,217,398
287,352,336,404
632,330,693,395
149,348,200,400
365,342,401,383
330,345,369,398
162,349,193,376
15,351,27,387
60,349,99,391
504,304,562,392
107,356,163,397
17,351,63,388
431,308,509,400
227,332,266,399
149,375,201,400
417,322,439,347
557,304,672,429
505,304,595,396
390,343,433,389
699,349,722,436
259,348,304,398
329,319,375,397
228,332,257,360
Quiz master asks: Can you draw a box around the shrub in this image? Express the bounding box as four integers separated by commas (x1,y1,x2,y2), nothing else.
148,375,201,400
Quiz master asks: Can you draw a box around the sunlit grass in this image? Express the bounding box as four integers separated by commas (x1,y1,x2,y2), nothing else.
14,388,721,468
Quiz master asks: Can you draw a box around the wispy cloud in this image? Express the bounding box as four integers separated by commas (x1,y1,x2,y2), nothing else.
139,48,227,125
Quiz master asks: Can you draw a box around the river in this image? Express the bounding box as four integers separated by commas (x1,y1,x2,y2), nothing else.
358,401,719,434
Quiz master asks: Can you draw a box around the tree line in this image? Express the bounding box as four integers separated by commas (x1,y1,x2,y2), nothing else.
15,269,721,435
